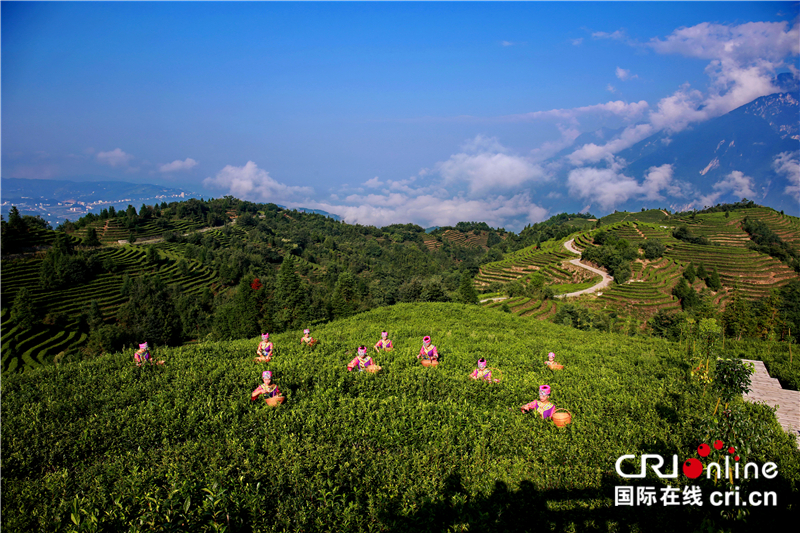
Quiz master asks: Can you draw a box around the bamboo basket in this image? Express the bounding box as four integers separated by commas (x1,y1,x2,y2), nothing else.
265,396,285,407
421,359,439,367
550,363,564,371
552,409,572,427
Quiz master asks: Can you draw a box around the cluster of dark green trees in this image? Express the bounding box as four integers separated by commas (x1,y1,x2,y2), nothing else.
580,229,640,284
741,216,800,270
15,197,497,358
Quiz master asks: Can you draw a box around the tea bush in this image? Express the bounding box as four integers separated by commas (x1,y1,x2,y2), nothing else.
3,303,798,532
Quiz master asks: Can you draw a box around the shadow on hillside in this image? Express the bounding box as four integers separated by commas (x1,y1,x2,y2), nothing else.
374,471,791,533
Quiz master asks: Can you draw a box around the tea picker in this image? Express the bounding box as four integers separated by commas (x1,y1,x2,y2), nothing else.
251,370,285,406
545,352,563,370
134,342,164,366
418,336,439,367
521,385,556,419
374,331,393,352
521,385,572,426
347,346,382,373
300,329,317,347
254,333,274,362
470,358,500,383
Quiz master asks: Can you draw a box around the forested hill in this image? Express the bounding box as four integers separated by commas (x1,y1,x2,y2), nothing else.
2,198,595,372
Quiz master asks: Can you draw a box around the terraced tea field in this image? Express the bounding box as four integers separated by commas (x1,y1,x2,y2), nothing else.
484,207,800,322
474,239,581,287
72,217,206,244
1,244,221,373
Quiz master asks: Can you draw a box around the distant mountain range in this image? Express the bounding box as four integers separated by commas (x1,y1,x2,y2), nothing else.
1,177,200,226
1,177,195,204
1,177,343,226
540,72,800,216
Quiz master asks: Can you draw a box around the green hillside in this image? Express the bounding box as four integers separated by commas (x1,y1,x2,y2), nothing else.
2,303,798,532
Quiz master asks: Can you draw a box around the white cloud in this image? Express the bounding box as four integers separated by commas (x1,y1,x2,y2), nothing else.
529,126,581,162
567,166,642,210
567,162,687,209
648,20,798,123
616,67,637,81
567,123,655,165
773,151,800,202
607,84,617,94
305,192,548,230
696,170,756,207
648,21,799,64
593,30,627,41
96,148,133,167
511,100,649,125
571,38,583,46
203,161,312,203
501,41,514,47
561,20,798,170
159,158,198,172
435,135,548,194
363,176,384,189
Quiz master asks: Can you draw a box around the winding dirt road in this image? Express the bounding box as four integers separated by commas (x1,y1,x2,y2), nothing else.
555,239,613,298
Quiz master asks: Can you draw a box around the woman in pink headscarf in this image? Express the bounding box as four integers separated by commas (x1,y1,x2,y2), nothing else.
470,358,499,382
134,342,164,366
544,352,561,368
418,336,439,367
374,331,393,353
251,370,283,404
254,333,274,362
300,329,316,347
521,385,556,419
347,346,382,373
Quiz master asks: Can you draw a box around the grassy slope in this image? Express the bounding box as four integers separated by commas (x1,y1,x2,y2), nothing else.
3,303,798,532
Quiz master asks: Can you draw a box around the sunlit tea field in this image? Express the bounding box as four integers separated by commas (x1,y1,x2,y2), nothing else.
2,303,798,532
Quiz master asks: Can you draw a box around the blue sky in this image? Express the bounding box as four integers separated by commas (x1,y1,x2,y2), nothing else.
3,2,799,229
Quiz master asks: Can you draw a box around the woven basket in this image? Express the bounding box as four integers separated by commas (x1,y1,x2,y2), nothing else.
366,365,381,373
552,409,572,427
265,396,285,407
550,363,564,370
421,359,439,367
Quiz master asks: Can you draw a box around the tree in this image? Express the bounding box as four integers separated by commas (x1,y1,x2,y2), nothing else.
84,227,101,247
722,288,753,340
421,277,450,302
707,268,722,291
84,300,105,331
331,270,358,319
117,274,180,345
683,262,696,284
10,287,38,330
275,256,304,329
457,272,479,304
696,263,708,281
641,239,665,260
146,246,158,264
613,262,631,285
7,205,25,234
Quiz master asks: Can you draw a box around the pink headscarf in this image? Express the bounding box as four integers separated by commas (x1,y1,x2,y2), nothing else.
539,385,551,397
262,333,269,340
548,352,555,360
303,329,310,334
139,342,148,349
423,336,431,345
358,346,367,356
262,370,272,380
478,358,487,369
381,331,388,338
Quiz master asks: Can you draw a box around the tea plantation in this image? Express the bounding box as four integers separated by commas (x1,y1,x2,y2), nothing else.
3,303,798,532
